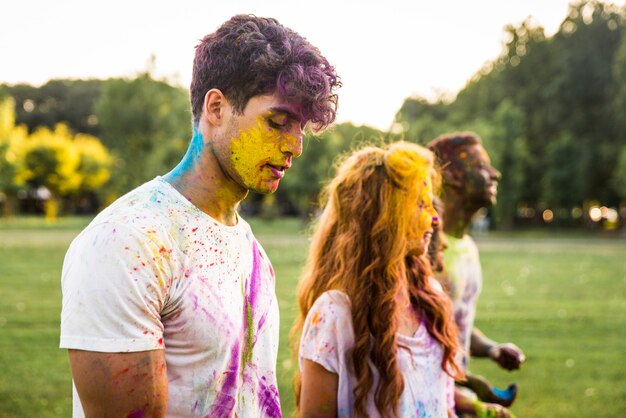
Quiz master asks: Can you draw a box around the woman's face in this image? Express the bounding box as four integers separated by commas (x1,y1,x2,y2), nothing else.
409,180,438,256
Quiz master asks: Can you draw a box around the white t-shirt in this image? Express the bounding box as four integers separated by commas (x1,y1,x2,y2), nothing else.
443,234,482,371
299,289,455,418
60,177,282,417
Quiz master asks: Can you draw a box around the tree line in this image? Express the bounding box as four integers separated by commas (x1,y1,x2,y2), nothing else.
395,0,626,229
1,0,625,229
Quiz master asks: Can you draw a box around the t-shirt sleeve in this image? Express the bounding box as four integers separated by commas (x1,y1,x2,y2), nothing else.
299,291,353,374
60,222,174,352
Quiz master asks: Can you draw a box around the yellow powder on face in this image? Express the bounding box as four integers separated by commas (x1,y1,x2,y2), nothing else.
229,116,296,191
417,179,437,236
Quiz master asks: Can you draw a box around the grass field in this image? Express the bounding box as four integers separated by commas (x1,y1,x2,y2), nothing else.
0,216,624,417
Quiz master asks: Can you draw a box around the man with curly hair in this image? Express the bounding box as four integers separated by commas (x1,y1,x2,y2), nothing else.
60,15,340,417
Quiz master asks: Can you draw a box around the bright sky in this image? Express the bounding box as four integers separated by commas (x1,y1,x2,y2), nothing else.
2,0,623,130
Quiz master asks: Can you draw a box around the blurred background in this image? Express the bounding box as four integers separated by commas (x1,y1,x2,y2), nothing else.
1,1,625,417
1,0,625,229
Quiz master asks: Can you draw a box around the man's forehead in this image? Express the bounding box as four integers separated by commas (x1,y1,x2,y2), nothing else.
456,143,489,162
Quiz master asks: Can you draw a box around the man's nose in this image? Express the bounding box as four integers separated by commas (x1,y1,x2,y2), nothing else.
491,167,501,180
281,128,303,158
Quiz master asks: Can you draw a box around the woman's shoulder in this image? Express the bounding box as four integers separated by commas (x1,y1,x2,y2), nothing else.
311,289,352,314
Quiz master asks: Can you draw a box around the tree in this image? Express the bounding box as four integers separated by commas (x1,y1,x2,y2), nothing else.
611,146,626,201
14,124,103,220
395,0,626,229
278,123,385,217
613,25,626,153
74,133,113,193
394,97,456,143
2,79,103,135
16,124,81,195
541,132,585,211
0,96,28,217
485,100,528,229
95,72,190,195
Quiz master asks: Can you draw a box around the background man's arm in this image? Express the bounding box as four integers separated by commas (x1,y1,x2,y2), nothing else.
470,328,525,370
454,387,514,418
69,349,168,418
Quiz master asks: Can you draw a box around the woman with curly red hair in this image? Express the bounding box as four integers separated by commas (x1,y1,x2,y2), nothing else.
292,141,464,417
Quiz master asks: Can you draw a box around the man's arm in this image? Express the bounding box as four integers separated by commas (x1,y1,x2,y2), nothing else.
299,359,338,418
470,328,525,370
69,349,168,418
454,387,514,418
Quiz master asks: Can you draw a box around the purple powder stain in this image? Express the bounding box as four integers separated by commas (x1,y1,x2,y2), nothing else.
189,293,218,323
258,376,282,417
249,242,271,336
207,339,241,417
207,240,276,416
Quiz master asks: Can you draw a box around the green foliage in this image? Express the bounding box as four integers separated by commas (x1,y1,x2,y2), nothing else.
0,98,24,194
278,122,386,216
613,28,626,137
541,132,584,208
394,97,457,142
0,97,28,216
73,133,113,192
15,124,82,196
95,72,191,194
486,100,528,228
10,123,113,205
610,145,626,199
395,0,626,224
1,79,103,136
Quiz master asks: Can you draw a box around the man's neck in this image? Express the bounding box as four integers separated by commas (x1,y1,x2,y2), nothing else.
442,195,480,239
163,130,246,226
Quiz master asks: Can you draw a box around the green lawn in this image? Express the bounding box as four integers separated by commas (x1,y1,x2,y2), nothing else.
0,216,624,417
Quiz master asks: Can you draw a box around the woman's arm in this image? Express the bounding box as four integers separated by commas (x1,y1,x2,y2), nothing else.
299,359,338,418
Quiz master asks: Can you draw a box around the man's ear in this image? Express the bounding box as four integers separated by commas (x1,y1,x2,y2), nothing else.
442,167,464,190
203,89,227,126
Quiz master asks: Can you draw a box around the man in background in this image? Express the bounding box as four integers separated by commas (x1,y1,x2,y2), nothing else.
428,132,525,417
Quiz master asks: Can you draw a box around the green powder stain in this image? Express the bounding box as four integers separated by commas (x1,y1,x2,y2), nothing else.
246,300,254,363
239,279,255,374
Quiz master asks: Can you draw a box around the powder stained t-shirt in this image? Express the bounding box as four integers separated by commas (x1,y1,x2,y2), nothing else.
442,234,482,371
299,289,455,418
60,177,281,418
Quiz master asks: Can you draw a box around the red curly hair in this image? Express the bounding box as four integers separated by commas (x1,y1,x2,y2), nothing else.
291,141,464,416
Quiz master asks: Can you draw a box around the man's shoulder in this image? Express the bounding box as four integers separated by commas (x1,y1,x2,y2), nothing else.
75,178,189,244
94,178,185,226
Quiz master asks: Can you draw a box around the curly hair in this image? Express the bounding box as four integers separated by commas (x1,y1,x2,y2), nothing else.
292,141,464,416
427,131,482,173
190,14,341,131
